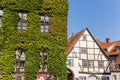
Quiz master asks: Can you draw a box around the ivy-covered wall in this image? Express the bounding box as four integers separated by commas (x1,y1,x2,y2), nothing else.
0,0,68,80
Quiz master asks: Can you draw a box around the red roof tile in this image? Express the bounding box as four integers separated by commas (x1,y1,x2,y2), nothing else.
98,40,120,56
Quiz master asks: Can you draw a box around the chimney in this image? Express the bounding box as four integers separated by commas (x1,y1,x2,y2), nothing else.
72,32,75,37
106,38,110,43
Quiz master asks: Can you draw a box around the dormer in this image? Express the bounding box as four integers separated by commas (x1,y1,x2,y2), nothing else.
116,46,120,52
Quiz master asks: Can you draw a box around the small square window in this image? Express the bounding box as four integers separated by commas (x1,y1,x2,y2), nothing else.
16,76,22,80
66,59,73,67
88,61,94,68
98,61,103,68
83,60,88,67
83,35,87,41
81,48,87,54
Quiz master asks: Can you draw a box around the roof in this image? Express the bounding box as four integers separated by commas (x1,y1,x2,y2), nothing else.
98,40,120,56
67,28,110,61
67,29,86,54
98,41,115,49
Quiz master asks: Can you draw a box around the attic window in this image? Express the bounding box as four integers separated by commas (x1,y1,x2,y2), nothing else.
40,15,49,32
83,35,87,41
116,47,120,52
0,10,3,28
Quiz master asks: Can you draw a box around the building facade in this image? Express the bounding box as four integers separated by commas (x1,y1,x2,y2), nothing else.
98,38,120,80
0,0,68,80
67,28,111,80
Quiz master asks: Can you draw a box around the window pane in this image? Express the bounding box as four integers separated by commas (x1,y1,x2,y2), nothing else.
16,76,22,80
41,16,45,21
81,48,87,54
83,60,88,67
89,61,94,68
0,10,3,16
45,25,48,32
23,13,27,20
45,16,49,22
23,23,27,30
40,25,44,32
98,61,103,68
0,19,2,28
19,13,22,19
66,59,73,67
19,13,27,20
18,22,22,30
83,35,87,41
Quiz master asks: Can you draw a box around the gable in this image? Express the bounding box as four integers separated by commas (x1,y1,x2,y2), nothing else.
68,29,109,61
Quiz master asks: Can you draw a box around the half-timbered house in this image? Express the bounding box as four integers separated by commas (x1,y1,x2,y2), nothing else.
67,28,111,80
98,38,120,80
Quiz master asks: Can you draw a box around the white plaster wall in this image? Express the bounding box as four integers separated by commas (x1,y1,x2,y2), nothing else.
74,73,110,80
81,54,87,59
87,42,94,48
110,72,120,80
80,41,86,47
87,49,94,54
88,55,94,60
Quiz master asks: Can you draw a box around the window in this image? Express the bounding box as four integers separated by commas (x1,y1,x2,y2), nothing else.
18,12,27,30
39,52,48,72
102,76,109,80
98,61,103,68
88,61,94,68
15,50,25,72
116,47,120,52
66,59,73,67
81,48,87,54
83,60,88,67
79,76,86,80
112,57,116,69
0,10,3,28
83,35,87,41
40,15,49,32
16,76,22,80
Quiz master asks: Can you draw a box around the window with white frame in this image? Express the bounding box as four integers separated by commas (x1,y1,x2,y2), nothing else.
15,50,25,72
116,47,120,52
98,61,104,68
88,61,94,68
79,76,86,80
102,76,109,80
66,59,74,67
18,12,27,30
16,76,22,80
83,35,87,41
39,52,48,72
40,15,49,32
112,57,116,69
81,48,87,54
82,60,88,67
0,10,3,28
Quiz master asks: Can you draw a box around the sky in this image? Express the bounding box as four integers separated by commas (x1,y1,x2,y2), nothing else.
68,0,120,41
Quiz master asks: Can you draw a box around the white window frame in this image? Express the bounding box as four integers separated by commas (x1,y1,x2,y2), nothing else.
40,15,49,32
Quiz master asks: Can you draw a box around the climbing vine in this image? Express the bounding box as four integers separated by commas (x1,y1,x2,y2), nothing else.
0,0,68,80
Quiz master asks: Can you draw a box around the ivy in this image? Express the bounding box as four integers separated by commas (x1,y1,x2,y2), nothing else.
0,0,68,80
